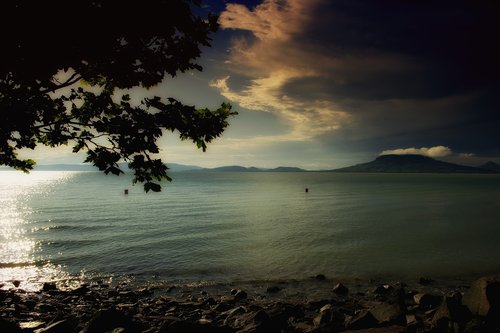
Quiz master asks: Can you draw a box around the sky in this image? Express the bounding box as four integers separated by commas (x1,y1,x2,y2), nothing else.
26,0,500,169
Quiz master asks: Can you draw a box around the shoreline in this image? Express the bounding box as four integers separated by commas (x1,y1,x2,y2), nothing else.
1,274,498,333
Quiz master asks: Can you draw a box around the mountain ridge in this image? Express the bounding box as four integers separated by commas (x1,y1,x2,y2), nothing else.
331,154,497,173
3,155,499,173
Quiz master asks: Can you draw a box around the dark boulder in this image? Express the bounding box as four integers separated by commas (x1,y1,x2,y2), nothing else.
333,282,349,296
83,308,141,333
462,276,500,317
0,319,22,333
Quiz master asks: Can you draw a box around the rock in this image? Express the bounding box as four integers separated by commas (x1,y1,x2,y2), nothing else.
462,276,500,317
234,290,248,300
202,297,217,307
159,319,223,333
418,277,434,285
413,293,443,310
222,306,248,326
313,304,345,329
19,321,46,330
315,274,326,281
366,301,404,325
34,319,77,333
84,308,140,333
42,282,58,292
234,310,271,333
229,309,270,331
73,284,89,295
344,325,406,333
333,282,349,296
266,303,303,331
405,314,417,326
346,310,378,330
266,286,281,293
12,280,21,288
373,284,394,295
106,329,128,333
221,295,236,302
431,297,472,333
0,319,22,333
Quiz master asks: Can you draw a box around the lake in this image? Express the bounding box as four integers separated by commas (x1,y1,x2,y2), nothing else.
1,171,500,292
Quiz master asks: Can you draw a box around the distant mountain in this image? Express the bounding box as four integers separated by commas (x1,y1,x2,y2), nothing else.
166,163,203,172
202,166,306,172
34,164,98,171
478,161,500,172
270,166,306,172
332,154,496,173
207,166,262,172
5,163,306,172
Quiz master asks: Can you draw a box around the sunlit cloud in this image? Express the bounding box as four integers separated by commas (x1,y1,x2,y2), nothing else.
380,146,453,158
220,0,317,42
214,0,350,142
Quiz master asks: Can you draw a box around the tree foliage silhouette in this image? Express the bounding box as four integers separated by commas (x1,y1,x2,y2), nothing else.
0,0,236,191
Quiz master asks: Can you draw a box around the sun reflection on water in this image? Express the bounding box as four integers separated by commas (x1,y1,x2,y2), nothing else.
0,171,75,291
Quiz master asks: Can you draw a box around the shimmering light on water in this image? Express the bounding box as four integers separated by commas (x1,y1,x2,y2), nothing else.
0,171,75,290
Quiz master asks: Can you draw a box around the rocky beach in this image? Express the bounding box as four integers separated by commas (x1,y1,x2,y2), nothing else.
1,275,499,333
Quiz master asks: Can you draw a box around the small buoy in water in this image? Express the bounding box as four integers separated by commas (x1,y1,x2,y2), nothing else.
305,188,309,193
124,189,129,195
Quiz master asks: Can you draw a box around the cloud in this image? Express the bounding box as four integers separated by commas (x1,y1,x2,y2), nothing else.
210,74,350,140
212,0,500,155
214,0,351,141
219,0,316,42
380,146,453,158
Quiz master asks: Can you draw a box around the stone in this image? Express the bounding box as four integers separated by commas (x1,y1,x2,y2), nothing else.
462,276,500,317
234,290,248,300
366,301,404,325
266,303,303,327
0,319,22,333
84,308,140,333
344,325,406,333
313,304,345,329
229,309,270,330
346,310,378,330
19,321,45,330
315,274,326,280
222,306,248,326
373,284,394,295
159,319,222,333
418,277,434,285
333,282,349,296
413,293,443,310
33,319,77,333
266,286,281,293
42,282,57,292
431,297,473,333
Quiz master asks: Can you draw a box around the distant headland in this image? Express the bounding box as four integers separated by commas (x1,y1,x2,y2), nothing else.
331,154,500,173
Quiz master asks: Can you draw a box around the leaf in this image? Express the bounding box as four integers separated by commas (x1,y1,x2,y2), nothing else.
144,181,161,193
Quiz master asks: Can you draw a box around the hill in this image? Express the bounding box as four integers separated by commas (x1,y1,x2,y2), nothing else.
33,164,98,171
332,154,495,173
478,161,500,172
206,166,262,172
202,166,306,172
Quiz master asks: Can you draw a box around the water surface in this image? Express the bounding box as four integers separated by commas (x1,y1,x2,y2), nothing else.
1,171,499,291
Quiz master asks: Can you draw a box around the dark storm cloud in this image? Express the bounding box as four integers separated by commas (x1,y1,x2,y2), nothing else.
284,0,500,101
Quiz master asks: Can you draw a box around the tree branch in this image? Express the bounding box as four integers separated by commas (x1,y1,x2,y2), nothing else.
40,73,82,94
